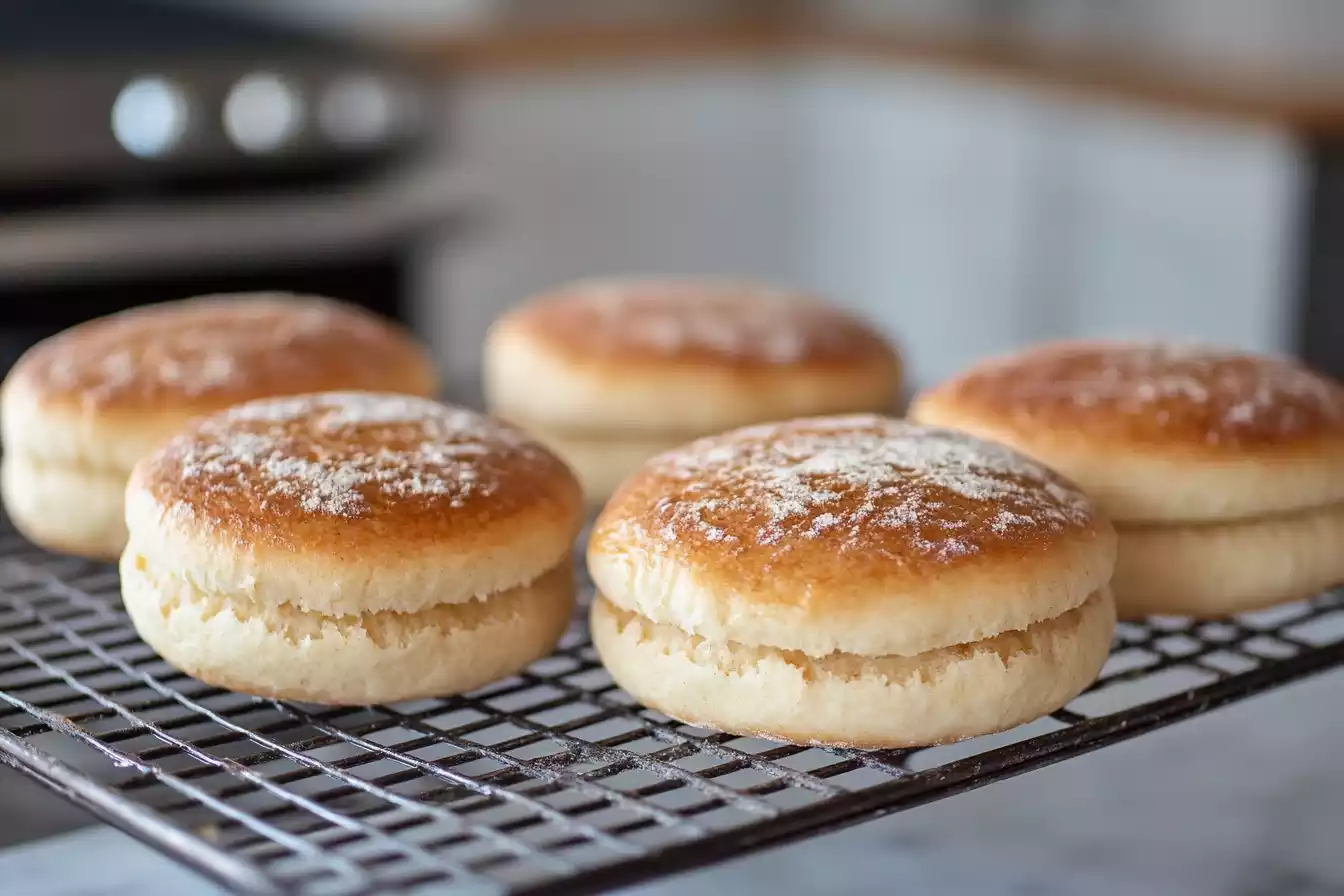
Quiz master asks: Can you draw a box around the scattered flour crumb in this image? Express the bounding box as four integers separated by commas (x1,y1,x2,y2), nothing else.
40,295,413,406
976,342,1344,444
535,278,879,364
636,415,1095,562
167,392,543,518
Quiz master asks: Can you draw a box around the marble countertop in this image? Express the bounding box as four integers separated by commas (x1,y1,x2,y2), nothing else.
4,667,1340,895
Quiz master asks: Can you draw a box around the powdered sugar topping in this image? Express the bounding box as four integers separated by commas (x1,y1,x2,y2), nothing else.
633,415,1095,562
162,392,546,519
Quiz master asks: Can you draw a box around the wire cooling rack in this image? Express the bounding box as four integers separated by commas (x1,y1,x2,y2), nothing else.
0,522,1341,896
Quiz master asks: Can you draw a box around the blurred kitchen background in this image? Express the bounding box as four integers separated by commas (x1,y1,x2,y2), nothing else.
7,0,1344,393
2,0,1344,893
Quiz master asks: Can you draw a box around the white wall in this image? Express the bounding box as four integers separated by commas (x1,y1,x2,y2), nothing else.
416,55,1306,392
417,62,799,383
1040,100,1304,352
793,59,1056,390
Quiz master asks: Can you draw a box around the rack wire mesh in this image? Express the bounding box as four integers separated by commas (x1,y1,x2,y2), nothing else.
0,518,1340,896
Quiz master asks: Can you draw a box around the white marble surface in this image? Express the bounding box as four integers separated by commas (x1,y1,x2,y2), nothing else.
3,668,1340,895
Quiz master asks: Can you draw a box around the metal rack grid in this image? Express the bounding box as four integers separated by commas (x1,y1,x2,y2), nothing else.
0,522,1341,896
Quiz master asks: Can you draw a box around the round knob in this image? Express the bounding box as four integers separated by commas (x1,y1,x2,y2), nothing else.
223,73,304,155
319,74,399,148
111,77,190,159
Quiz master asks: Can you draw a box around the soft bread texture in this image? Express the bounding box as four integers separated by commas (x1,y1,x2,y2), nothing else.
1,293,439,558
589,416,1116,658
507,425,692,508
126,393,584,614
1113,503,1344,618
910,340,1344,524
484,278,901,436
592,590,1116,748
123,555,574,705
122,393,584,704
2,456,125,560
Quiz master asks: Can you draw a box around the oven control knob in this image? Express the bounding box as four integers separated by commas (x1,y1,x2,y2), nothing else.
223,73,304,155
111,76,190,159
319,74,399,148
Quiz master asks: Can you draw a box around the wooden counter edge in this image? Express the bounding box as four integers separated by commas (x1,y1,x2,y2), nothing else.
392,21,1344,137
393,21,792,71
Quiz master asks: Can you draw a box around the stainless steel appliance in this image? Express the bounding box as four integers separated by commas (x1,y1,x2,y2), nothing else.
0,0,457,374
0,0,425,194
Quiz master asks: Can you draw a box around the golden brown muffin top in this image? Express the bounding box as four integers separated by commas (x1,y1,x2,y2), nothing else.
7,293,438,414
593,413,1108,588
497,278,897,371
915,341,1344,453
132,392,583,554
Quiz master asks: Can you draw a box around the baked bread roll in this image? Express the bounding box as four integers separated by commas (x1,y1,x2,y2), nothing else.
121,392,584,705
1,294,438,559
484,278,901,504
910,341,1344,617
588,415,1117,748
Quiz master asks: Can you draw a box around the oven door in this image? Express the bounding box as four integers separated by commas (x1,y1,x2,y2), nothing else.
0,164,471,378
